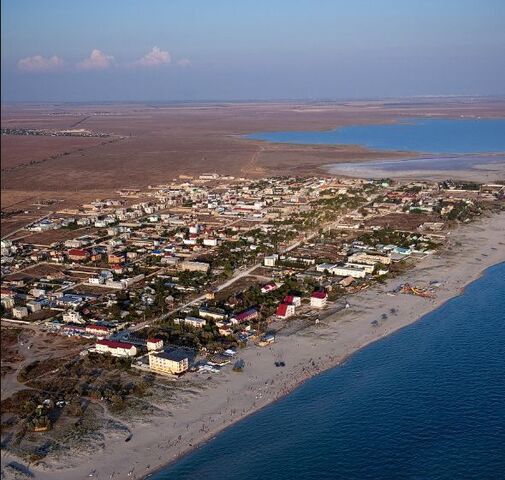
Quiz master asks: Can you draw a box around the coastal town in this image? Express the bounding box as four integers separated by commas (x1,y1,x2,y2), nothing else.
1,171,504,471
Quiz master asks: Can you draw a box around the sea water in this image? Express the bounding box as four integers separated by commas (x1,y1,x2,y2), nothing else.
152,262,505,480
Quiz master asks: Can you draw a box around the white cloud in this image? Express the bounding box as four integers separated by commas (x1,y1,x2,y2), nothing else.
177,58,191,67
135,47,171,67
77,49,114,70
17,55,64,72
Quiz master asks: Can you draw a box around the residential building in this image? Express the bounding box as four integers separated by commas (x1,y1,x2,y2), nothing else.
310,290,328,309
179,261,210,273
85,324,111,337
149,350,189,375
174,316,207,328
68,249,90,261
264,254,278,267
231,307,259,324
95,339,137,357
12,306,28,319
283,295,302,306
63,310,84,324
331,264,367,278
147,338,164,351
276,303,295,319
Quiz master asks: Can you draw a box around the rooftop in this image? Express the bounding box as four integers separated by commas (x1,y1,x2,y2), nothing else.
152,350,188,362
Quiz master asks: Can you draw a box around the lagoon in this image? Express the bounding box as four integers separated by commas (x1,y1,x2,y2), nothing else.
246,118,505,154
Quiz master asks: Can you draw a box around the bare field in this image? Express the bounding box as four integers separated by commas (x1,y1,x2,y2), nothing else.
1,135,109,170
2,99,505,193
19,227,99,246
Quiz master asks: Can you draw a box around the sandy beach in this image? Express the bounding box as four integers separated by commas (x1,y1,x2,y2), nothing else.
2,212,504,480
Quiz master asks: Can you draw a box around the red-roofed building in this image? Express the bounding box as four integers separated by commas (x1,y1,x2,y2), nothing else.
310,290,328,309
95,339,137,357
68,249,90,261
283,295,302,307
261,282,280,294
85,324,111,337
231,307,259,325
111,264,124,274
276,303,295,319
147,338,164,351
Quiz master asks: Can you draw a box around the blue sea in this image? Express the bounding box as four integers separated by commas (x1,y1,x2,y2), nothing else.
152,262,505,480
246,118,505,154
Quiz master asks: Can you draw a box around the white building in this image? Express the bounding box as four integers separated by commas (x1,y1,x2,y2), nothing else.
203,238,218,247
264,254,278,267
331,264,367,279
63,310,85,324
310,291,328,309
12,306,28,319
174,316,207,328
147,338,164,351
95,339,137,357
149,351,189,375
348,252,391,266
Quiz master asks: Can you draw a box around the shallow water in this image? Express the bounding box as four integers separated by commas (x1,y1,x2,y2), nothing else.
327,153,505,175
153,262,505,480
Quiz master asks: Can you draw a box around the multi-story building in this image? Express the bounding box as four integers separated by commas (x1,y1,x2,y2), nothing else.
95,339,137,357
149,351,189,375
310,290,328,309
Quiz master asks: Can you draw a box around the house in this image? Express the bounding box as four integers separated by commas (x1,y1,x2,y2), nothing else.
331,264,367,279
12,306,28,319
345,262,375,274
218,325,233,336
67,249,90,262
316,263,338,273
310,290,327,309
149,350,189,375
276,303,295,319
283,295,301,307
179,261,210,273
261,282,280,294
198,307,228,321
264,254,278,267
63,310,84,324
95,339,137,357
339,276,355,287
26,301,41,313
147,338,164,351
110,264,124,274
174,316,207,328
1,297,15,309
348,251,391,266
203,238,218,247
231,307,259,324
108,253,125,264
85,324,111,337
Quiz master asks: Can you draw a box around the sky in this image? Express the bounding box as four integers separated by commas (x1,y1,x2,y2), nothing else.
1,0,505,102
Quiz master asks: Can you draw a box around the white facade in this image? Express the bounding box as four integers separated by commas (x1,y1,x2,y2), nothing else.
12,306,28,319
174,316,207,328
147,339,164,351
347,252,391,266
310,294,327,309
264,254,278,267
95,341,137,357
331,265,367,278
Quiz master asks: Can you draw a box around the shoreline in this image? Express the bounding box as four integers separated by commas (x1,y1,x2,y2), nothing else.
2,212,505,480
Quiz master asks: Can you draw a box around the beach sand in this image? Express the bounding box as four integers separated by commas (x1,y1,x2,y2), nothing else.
2,212,505,480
